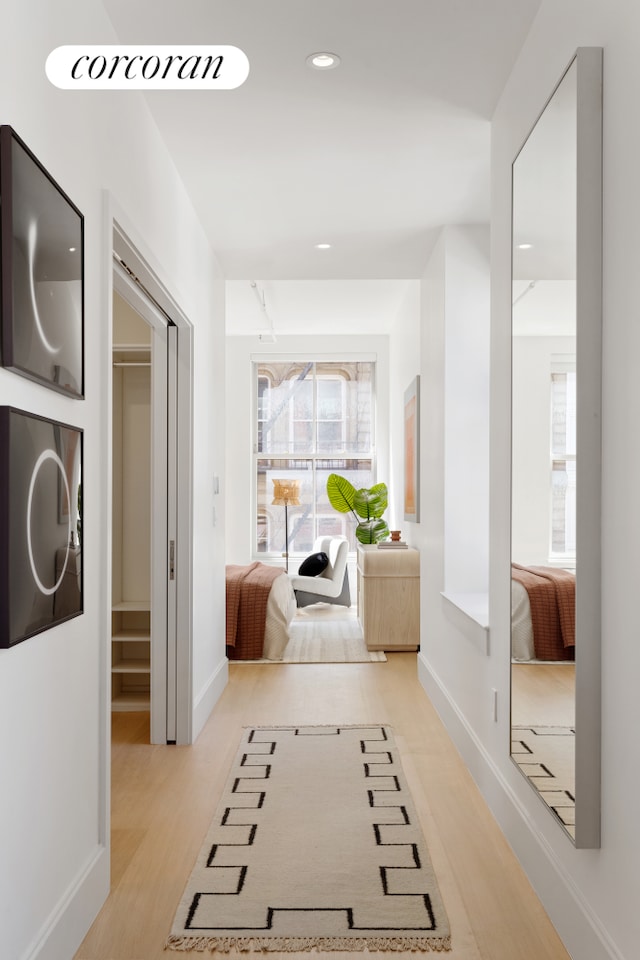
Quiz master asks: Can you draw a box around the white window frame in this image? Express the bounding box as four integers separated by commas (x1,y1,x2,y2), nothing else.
251,355,377,559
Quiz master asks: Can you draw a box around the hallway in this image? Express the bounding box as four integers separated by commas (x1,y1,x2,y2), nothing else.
76,655,570,959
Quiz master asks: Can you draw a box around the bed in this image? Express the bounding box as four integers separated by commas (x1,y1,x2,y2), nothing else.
511,563,575,662
225,562,297,660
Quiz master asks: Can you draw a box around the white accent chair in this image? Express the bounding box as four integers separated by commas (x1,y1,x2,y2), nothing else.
290,536,351,608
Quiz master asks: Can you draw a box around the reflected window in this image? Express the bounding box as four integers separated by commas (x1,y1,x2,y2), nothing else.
550,363,576,559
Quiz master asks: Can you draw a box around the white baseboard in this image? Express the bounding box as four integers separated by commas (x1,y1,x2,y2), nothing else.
25,843,109,960
192,656,228,743
417,652,625,960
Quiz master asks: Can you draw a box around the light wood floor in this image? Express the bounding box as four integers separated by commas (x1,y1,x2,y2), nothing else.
511,661,575,727
75,655,570,960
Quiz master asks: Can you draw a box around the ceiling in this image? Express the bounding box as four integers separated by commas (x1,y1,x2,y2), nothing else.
102,0,541,334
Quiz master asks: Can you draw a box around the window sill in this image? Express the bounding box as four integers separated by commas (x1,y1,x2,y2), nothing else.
440,591,490,655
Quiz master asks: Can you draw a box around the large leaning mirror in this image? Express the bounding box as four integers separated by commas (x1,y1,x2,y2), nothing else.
510,48,602,848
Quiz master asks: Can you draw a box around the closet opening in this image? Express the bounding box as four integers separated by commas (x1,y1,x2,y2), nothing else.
111,293,153,731
109,219,193,745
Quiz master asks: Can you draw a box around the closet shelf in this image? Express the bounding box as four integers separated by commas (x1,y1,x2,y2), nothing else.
112,629,151,642
112,691,151,711
112,658,151,674
112,600,151,612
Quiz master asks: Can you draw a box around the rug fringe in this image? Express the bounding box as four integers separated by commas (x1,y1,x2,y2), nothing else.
165,934,452,953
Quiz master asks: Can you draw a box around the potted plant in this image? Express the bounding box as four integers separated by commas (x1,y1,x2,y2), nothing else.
326,473,389,544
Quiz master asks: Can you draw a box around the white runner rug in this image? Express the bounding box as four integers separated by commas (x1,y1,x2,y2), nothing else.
167,725,451,953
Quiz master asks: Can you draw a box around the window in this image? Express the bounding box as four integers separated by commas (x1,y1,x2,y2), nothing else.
254,360,375,556
550,361,576,560
256,511,269,554
257,375,269,453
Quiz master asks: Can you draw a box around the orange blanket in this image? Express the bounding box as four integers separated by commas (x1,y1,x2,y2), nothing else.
511,564,575,661
226,562,284,660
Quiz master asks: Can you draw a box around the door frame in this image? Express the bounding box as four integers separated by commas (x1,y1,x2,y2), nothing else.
104,193,194,746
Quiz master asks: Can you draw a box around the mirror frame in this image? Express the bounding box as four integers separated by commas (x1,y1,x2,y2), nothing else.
510,47,602,849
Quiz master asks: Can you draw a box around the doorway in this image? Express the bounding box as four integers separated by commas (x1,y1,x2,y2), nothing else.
111,293,153,728
109,219,193,745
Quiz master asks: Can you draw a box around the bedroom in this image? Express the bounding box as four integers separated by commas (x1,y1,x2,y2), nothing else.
224,348,386,662
224,322,401,663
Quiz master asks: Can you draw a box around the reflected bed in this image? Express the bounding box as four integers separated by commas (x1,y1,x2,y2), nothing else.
511,563,575,662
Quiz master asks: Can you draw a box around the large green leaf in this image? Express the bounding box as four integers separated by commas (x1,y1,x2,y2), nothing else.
356,519,390,544
353,483,388,520
326,473,356,514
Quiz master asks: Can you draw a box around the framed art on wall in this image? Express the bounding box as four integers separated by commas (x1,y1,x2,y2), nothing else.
0,125,84,397
403,375,420,522
0,407,83,648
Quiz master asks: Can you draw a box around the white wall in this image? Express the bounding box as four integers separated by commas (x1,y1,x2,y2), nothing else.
414,223,496,714
190,243,227,740
442,226,490,599
0,2,226,957
418,4,640,960
225,333,391,566
400,227,490,647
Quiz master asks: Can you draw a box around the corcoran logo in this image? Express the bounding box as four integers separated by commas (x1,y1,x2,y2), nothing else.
46,45,249,89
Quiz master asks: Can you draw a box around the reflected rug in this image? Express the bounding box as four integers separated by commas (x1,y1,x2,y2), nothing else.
511,725,575,839
166,725,451,953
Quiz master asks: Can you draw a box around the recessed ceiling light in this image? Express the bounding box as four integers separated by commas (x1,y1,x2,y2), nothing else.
517,242,533,250
314,243,332,250
306,52,341,70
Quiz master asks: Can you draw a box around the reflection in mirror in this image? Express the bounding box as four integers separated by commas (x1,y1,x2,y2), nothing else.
510,49,602,848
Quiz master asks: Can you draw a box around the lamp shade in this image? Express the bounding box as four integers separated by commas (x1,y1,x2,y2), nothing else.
272,478,301,506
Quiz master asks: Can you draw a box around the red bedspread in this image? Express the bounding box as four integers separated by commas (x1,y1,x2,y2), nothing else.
226,562,284,660
511,563,575,661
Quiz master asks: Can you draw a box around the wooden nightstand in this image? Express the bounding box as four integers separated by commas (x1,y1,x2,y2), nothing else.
357,544,420,651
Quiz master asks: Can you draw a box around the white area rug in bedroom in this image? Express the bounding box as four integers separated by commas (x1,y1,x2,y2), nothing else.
283,615,386,663
244,609,385,663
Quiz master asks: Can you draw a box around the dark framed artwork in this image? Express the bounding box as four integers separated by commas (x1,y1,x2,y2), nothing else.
0,407,83,648
0,125,84,397
403,376,420,522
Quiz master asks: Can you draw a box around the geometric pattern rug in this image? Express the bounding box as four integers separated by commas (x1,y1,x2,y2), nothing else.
511,725,575,840
166,726,451,953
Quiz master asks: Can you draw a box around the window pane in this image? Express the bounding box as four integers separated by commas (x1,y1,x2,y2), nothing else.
254,361,375,557
344,365,373,454
256,513,269,553
257,362,314,455
256,459,313,555
551,459,576,554
293,379,313,420
551,370,576,457
551,366,576,558
293,420,313,448
317,420,343,451
317,379,342,420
